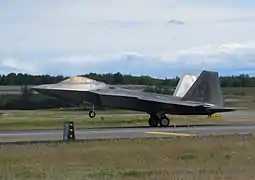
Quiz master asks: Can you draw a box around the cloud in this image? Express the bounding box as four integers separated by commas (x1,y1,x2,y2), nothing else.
1,0,255,77
0,58,40,74
168,20,185,25
171,42,255,68
1,41,255,78
216,17,255,23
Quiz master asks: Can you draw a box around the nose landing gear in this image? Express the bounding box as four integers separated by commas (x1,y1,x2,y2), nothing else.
89,105,96,118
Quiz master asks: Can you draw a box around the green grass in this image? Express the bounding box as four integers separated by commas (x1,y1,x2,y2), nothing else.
222,87,255,96
1,135,255,179
0,109,237,130
222,87,255,109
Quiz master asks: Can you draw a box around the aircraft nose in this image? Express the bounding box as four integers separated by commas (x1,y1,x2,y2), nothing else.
31,84,55,95
31,84,48,91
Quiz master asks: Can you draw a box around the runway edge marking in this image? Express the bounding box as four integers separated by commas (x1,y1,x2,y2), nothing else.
145,131,195,137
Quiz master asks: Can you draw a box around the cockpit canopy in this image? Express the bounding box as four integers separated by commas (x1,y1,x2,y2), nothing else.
58,76,101,85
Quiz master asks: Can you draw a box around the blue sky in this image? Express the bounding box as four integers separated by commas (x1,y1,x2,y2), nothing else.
1,0,255,78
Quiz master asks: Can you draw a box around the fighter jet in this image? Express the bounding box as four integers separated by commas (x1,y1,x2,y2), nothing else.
32,70,235,127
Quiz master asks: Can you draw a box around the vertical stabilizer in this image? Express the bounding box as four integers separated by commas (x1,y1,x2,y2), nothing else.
181,71,223,106
173,74,197,97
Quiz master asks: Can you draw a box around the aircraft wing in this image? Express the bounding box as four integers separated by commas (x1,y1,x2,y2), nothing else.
137,95,204,107
91,88,204,108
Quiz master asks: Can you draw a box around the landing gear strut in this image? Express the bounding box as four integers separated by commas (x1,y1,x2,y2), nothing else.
148,112,170,127
89,105,96,118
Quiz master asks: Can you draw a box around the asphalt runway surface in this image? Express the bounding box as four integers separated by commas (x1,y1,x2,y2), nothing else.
1,123,255,143
0,110,255,143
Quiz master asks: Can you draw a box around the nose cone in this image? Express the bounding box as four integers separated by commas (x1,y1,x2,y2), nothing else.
31,84,51,91
31,84,48,90
31,84,57,96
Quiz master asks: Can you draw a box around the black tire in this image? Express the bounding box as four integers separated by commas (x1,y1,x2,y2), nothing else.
159,117,170,127
89,111,96,118
148,117,158,127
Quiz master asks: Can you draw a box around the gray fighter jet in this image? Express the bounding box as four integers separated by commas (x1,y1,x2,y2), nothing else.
32,70,235,127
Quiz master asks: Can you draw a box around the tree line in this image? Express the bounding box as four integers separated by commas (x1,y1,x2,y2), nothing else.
0,72,255,87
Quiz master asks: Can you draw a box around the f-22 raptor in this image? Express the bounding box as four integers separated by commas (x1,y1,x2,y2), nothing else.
32,70,235,127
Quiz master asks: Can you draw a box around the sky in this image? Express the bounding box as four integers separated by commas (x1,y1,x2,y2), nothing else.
1,0,255,78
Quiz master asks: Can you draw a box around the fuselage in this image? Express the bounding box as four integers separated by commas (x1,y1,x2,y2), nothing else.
32,77,234,115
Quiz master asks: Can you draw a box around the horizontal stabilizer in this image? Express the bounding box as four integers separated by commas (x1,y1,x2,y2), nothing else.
207,107,236,114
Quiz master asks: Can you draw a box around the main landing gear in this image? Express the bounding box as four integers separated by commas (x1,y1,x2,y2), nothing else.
89,105,96,118
148,112,170,127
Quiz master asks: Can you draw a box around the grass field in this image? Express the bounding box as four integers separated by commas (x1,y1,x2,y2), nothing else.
0,109,238,130
0,135,255,180
222,87,255,109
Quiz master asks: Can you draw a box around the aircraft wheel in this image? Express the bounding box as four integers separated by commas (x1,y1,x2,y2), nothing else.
148,117,158,127
89,110,96,118
159,116,170,127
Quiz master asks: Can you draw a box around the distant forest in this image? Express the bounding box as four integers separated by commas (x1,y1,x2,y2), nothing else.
0,72,255,87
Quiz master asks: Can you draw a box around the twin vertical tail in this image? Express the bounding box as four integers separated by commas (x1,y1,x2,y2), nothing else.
181,70,224,107
173,74,197,97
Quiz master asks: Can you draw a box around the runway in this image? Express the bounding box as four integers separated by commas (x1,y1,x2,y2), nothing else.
1,123,255,143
